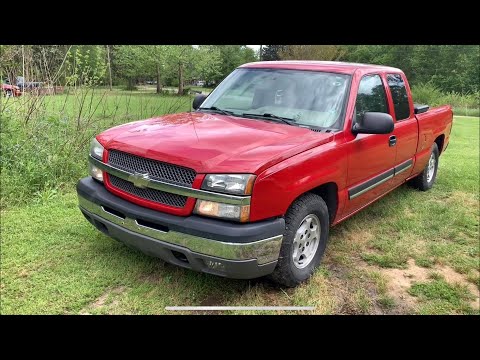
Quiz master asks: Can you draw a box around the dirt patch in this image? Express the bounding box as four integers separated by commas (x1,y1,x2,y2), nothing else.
378,259,479,311
200,293,225,306
80,286,126,314
435,265,479,309
380,259,427,310
322,263,384,314
18,269,29,278
343,228,375,248
403,207,416,218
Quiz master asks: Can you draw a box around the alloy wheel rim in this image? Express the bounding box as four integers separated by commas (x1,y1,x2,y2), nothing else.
427,152,436,182
292,214,321,269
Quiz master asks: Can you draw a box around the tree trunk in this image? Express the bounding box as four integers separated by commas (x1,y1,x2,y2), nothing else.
127,78,135,90
106,45,113,91
178,63,184,95
156,63,162,93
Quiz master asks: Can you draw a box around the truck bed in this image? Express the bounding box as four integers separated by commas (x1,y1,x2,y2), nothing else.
412,105,453,174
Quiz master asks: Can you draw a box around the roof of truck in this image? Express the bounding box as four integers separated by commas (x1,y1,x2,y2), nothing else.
240,61,402,74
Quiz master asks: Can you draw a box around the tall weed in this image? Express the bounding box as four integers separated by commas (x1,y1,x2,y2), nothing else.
0,90,190,208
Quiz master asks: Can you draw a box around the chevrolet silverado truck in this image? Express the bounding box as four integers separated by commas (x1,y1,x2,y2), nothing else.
77,61,453,287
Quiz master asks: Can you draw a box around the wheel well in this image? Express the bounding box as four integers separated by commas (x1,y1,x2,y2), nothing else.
435,134,445,154
309,182,338,224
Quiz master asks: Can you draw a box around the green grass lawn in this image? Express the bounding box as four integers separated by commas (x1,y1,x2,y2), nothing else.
1,116,479,314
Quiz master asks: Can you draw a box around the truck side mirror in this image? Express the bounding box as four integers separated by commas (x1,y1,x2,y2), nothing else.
193,94,207,110
352,112,394,135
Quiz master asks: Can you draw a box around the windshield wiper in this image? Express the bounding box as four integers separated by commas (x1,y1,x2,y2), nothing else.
241,113,297,126
198,107,235,116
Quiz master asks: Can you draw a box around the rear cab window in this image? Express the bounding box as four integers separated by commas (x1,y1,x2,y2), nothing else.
386,74,411,121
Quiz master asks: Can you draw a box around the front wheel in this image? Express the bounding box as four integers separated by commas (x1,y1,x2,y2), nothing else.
409,143,439,191
269,193,329,287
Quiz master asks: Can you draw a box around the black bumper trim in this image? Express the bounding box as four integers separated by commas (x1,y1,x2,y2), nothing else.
77,177,285,244
82,207,278,279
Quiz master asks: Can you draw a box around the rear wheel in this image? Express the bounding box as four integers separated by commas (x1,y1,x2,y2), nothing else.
5,90,12,98
409,143,439,191
269,193,329,287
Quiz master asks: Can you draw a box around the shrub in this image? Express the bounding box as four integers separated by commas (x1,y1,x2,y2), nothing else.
0,90,191,208
411,83,445,106
411,83,479,116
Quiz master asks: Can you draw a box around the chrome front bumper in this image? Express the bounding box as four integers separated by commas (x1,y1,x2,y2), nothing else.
79,196,283,265
77,177,285,278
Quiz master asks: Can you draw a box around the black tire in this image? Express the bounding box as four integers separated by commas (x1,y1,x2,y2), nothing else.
409,143,439,191
269,193,329,287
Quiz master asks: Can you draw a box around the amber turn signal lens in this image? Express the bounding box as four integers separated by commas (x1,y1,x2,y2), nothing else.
245,176,255,195
194,200,250,222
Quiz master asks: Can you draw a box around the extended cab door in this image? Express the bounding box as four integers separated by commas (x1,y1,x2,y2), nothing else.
385,73,418,185
343,74,396,216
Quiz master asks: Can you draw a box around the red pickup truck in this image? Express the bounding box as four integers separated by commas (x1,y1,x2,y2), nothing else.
77,61,453,287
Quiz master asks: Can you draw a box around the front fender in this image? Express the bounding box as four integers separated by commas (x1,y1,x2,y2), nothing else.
249,138,348,222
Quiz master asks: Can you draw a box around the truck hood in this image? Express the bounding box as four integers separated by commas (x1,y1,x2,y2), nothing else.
98,112,334,174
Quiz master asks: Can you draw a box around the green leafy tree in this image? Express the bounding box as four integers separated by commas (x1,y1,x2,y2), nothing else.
193,46,222,85
113,45,149,90
163,45,195,94
65,46,106,87
0,45,20,84
262,45,286,61
343,45,479,93
141,45,169,93
211,45,258,84
279,45,346,61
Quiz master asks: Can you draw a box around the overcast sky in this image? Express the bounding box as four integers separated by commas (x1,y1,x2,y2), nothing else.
247,45,261,51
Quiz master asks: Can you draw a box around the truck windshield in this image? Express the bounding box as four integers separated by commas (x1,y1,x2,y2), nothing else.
200,68,350,130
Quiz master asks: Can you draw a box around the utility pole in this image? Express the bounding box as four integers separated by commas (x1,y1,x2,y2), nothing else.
22,45,25,89
259,45,263,61
106,45,113,91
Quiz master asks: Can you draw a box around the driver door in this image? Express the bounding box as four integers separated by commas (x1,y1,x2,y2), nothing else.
343,74,397,216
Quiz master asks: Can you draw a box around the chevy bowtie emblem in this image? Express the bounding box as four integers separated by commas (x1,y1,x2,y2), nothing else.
128,172,150,188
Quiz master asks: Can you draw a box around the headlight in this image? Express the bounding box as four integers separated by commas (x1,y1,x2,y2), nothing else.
194,200,250,222
89,138,104,182
90,138,104,160
89,163,104,182
201,174,256,195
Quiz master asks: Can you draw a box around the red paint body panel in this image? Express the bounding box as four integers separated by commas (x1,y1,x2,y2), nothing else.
97,112,332,175
412,105,453,174
95,61,453,223
250,134,348,221
1,83,22,96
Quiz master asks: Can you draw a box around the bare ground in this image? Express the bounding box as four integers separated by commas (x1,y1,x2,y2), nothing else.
379,259,479,311
80,286,127,315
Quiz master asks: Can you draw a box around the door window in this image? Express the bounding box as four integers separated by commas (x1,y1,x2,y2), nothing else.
355,74,388,120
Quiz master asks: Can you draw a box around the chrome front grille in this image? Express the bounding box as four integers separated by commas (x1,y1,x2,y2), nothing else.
106,150,195,208
109,175,188,208
108,150,196,187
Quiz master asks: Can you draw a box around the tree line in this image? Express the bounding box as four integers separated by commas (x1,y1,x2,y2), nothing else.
262,45,479,94
1,45,478,95
0,45,257,94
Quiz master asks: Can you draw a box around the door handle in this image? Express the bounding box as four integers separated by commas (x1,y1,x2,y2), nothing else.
389,135,397,147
